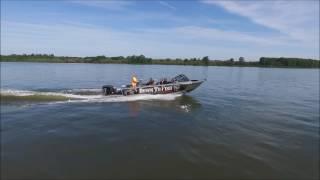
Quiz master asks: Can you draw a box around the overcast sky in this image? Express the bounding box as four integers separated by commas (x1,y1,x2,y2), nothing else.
1,0,319,60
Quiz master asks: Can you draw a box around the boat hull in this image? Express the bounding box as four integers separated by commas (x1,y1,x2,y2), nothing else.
103,80,204,96
179,80,203,92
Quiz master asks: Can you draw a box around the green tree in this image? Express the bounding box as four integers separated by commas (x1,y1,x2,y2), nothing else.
239,57,245,65
202,56,209,66
239,57,245,63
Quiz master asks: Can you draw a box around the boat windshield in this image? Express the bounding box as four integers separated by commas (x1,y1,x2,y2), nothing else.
172,74,189,82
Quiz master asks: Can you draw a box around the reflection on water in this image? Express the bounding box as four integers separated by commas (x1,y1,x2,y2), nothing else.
127,95,201,116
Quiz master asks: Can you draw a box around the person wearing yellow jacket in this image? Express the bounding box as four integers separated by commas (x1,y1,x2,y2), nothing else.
131,74,139,88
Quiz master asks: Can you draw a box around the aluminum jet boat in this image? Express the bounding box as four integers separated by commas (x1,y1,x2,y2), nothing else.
102,74,204,96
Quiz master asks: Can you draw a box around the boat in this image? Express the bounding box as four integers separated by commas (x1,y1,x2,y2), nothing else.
102,74,204,96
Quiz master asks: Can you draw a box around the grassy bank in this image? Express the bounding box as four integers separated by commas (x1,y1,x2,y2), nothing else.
1,54,319,68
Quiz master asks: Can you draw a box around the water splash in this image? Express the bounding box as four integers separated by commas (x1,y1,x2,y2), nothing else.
179,104,192,112
0,88,182,103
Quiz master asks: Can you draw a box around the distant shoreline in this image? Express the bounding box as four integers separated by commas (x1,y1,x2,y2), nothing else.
1,54,319,68
2,61,320,69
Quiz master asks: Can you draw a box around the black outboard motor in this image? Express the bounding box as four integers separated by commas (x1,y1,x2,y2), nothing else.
102,85,114,95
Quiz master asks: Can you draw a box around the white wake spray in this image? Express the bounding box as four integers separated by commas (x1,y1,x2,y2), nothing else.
0,88,182,103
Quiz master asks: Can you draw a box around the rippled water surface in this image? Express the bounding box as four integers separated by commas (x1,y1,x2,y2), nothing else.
1,62,319,179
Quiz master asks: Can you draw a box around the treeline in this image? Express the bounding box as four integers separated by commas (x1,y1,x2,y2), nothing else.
259,57,319,68
1,54,319,68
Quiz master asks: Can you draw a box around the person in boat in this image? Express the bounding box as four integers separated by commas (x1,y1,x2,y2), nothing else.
163,78,168,84
158,78,163,85
146,78,154,85
159,78,167,85
131,74,139,88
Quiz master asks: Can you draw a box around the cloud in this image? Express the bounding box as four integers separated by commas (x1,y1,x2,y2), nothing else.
159,1,176,10
70,0,133,10
137,26,301,49
202,0,319,45
1,21,318,60
172,26,296,46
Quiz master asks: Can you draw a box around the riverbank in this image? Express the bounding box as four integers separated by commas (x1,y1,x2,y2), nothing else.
1,54,319,68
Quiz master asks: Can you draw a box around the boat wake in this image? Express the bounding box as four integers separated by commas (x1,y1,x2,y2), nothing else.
0,88,182,104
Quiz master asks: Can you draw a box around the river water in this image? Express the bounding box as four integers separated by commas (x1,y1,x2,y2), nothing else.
1,62,319,179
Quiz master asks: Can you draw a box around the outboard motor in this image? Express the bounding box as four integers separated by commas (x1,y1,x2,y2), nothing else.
102,85,114,95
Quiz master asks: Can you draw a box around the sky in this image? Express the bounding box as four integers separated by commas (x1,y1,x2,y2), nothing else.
1,0,319,60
